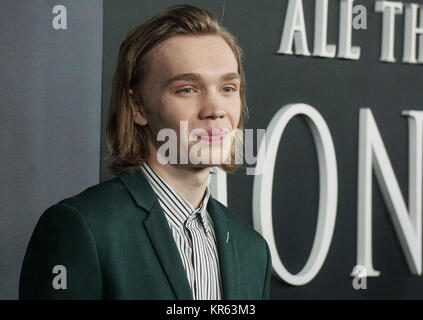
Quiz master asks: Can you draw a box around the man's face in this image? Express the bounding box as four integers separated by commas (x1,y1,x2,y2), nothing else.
134,35,242,167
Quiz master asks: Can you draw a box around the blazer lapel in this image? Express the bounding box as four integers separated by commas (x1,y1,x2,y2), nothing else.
207,197,241,300
143,201,193,300
119,170,193,300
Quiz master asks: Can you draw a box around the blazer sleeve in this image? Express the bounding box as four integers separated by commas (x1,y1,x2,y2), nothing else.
19,203,103,300
261,240,272,300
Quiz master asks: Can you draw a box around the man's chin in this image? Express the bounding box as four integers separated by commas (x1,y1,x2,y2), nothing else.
189,150,232,167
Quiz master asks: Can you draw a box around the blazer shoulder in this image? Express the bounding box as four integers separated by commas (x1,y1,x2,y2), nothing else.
54,176,138,221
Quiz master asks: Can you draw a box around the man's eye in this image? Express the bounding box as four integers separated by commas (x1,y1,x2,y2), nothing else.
179,88,194,94
223,87,236,93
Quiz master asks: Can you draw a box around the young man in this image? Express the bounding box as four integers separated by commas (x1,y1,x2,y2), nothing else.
19,4,271,300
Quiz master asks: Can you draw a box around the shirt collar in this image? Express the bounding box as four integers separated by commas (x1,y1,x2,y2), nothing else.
140,162,212,237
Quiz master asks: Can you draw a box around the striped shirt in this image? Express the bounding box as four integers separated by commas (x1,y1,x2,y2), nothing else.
140,162,223,300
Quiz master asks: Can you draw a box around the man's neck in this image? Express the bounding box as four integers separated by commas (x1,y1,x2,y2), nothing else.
146,155,210,209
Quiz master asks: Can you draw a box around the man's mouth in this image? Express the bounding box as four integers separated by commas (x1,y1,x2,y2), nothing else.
195,128,230,142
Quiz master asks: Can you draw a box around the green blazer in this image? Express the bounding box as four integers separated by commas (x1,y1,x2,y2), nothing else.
19,169,272,300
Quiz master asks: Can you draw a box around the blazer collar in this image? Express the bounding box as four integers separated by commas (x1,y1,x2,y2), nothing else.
118,168,241,300
118,169,157,212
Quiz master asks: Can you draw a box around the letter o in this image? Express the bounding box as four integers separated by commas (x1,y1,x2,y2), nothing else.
253,103,338,286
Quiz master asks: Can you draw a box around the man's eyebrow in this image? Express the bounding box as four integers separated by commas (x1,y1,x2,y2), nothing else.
221,72,241,81
164,72,240,87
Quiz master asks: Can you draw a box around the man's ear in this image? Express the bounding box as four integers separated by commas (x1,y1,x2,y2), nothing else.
129,89,148,126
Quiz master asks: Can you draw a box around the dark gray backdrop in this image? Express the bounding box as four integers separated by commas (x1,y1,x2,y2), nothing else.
0,0,103,299
101,0,423,299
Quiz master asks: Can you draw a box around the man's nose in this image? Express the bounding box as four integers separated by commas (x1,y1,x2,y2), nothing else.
199,92,227,120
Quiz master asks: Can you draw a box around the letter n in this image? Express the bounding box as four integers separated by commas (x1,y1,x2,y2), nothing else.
354,109,423,277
